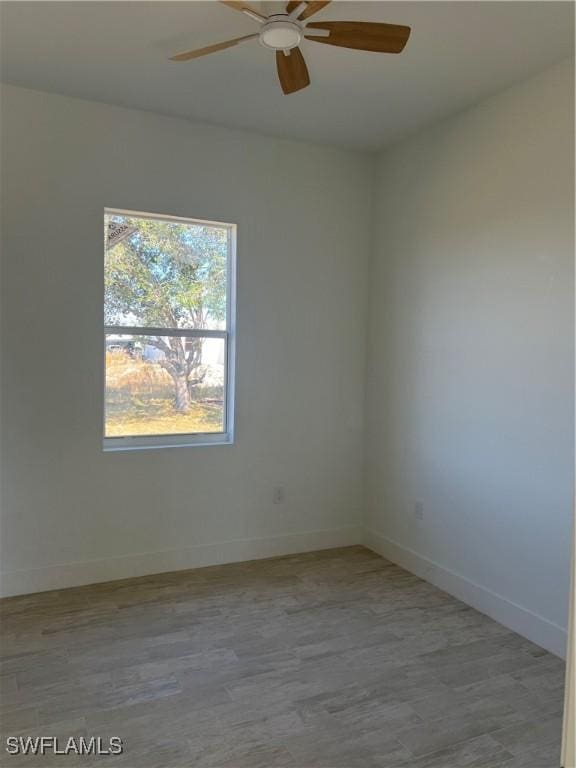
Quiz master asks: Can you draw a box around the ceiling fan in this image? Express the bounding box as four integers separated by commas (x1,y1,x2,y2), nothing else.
169,1,411,95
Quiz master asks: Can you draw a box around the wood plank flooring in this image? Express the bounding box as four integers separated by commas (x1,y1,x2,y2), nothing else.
0,546,565,767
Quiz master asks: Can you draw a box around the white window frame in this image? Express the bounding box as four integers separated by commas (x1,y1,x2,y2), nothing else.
103,208,236,452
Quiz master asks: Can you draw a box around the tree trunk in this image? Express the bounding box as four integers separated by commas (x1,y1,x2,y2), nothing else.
153,336,192,414
173,372,191,413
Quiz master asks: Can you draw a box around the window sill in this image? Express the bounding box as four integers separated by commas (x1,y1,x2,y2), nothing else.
102,434,234,452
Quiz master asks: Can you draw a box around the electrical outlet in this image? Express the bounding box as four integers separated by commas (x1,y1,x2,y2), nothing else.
273,486,285,504
414,501,424,521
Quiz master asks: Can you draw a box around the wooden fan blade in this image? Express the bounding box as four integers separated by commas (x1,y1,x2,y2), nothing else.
170,34,258,61
286,1,331,20
305,21,411,53
219,1,267,21
276,47,310,94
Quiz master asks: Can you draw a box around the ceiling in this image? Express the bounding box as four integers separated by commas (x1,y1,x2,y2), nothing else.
0,1,573,150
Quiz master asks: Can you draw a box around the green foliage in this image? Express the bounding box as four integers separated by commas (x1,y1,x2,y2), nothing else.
104,215,227,330
105,214,229,414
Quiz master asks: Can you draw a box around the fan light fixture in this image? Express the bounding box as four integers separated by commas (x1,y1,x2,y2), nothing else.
260,18,303,51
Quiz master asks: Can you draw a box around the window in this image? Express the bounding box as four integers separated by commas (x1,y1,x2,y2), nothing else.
103,209,235,450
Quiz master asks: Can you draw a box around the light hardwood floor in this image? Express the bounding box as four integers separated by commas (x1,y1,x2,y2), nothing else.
0,546,565,767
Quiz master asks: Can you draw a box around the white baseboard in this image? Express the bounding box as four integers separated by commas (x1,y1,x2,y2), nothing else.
3,525,566,661
0,526,362,598
364,528,567,659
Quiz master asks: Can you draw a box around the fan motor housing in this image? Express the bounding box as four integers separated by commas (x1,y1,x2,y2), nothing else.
259,16,303,50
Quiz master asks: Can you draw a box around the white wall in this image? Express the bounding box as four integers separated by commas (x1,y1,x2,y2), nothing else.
365,60,574,657
0,85,372,595
1,63,573,661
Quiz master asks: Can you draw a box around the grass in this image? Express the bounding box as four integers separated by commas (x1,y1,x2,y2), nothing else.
105,351,223,437
105,399,223,437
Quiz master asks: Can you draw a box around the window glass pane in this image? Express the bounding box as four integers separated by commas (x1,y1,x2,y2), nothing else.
105,212,228,331
105,335,225,438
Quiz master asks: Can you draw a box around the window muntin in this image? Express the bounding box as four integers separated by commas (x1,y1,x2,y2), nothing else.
103,210,235,450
